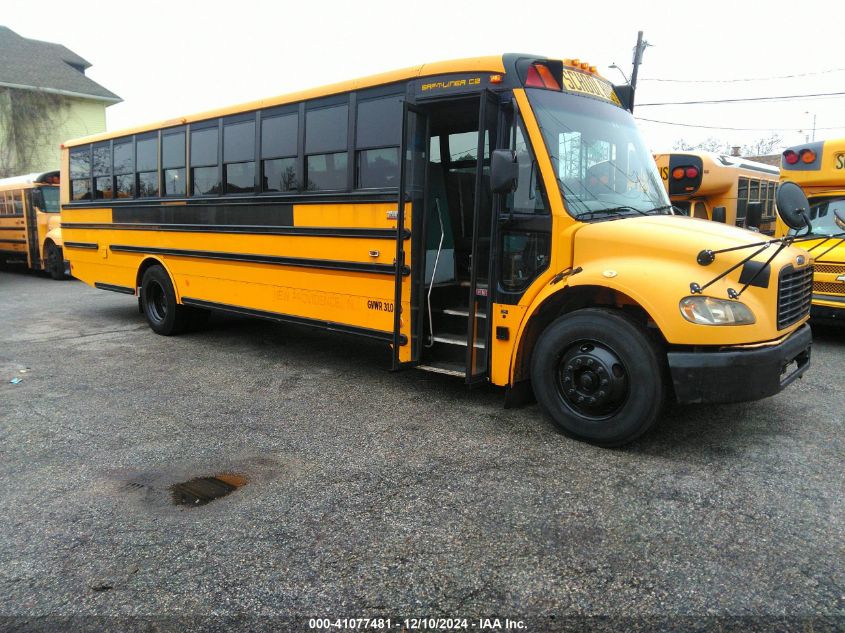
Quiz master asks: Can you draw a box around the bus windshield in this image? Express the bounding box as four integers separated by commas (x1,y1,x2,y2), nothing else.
790,196,845,237
39,186,60,212
528,89,669,220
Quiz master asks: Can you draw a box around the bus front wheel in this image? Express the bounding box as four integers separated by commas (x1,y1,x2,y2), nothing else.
140,265,189,336
530,308,665,447
44,243,65,280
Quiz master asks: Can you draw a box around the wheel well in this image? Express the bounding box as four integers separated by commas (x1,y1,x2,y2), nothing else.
512,285,663,383
136,257,166,294
41,239,57,262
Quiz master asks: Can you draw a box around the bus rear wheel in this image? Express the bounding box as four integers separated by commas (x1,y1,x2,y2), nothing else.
140,265,189,335
45,243,65,280
530,308,665,447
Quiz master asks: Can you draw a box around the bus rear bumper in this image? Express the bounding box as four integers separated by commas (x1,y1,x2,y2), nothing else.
666,324,812,404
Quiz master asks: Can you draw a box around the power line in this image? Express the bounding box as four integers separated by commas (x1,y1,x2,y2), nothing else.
639,67,845,83
637,90,845,106
635,117,845,132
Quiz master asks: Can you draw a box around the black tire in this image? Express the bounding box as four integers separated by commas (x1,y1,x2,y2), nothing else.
45,242,65,280
140,265,189,335
530,308,665,447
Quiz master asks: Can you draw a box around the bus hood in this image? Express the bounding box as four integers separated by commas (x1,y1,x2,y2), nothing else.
572,215,806,269
569,214,812,344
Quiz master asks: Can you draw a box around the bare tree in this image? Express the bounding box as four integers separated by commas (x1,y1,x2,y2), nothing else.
672,137,731,153
741,134,783,157
671,134,784,158
0,88,70,177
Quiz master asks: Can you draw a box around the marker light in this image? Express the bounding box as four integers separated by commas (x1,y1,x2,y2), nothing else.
672,167,686,180
783,150,799,165
679,296,756,325
800,149,816,164
525,64,561,90
685,167,699,179
489,74,503,84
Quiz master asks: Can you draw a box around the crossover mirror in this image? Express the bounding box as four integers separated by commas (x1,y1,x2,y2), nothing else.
776,181,811,230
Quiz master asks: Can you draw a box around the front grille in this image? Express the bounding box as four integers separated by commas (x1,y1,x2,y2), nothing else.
814,281,845,295
814,263,845,275
778,265,814,329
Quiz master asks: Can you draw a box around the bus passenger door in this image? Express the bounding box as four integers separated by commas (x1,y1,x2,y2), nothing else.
465,90,501,383
23,190,41,269
392,103,429,370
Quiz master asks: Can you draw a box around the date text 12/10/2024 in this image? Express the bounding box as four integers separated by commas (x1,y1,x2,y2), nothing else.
308,618,527,630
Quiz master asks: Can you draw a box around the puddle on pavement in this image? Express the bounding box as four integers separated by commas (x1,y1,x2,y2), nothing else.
169,473,248,507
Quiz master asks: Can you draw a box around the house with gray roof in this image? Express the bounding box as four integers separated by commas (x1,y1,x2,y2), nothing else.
0,26,120,176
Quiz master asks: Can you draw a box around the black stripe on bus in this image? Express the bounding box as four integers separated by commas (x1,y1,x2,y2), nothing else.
64,241,99,250
0,226,25,231
108,244,410,276
181,297,405,345
94,282,136,295
110,204,294,226
62,222,408,240
61,190,398,211
0,238,26,244
0,249,24,257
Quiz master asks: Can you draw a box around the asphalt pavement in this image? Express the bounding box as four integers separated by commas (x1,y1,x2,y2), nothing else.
0,269,842,632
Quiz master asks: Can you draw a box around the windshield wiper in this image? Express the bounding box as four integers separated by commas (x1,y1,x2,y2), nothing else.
576,206,650,220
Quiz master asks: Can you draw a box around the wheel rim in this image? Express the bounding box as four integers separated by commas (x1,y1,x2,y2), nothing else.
147,281,167,322
556,339,629,420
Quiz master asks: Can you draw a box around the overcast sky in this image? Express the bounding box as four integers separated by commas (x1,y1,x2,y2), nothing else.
5,0,845,155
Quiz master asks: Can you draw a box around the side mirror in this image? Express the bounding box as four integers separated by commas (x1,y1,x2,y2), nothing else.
776,181,811,230
491,149,518,194
712,207,726,223
745,201,763,231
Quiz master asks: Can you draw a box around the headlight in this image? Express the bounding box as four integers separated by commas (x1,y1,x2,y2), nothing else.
679,296,756,325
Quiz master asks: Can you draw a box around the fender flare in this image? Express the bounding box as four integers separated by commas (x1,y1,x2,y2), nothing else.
507,275,666,385
135,256,182,302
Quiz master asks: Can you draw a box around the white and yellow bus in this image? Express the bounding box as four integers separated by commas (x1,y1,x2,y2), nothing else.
654,152,780,234
0,171,67,278
61,54,813,446
778,138,845,321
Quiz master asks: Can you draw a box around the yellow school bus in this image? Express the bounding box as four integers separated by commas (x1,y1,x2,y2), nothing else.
0,171,67,278
61,54,814,446
778,138,845,321
654,152,780,234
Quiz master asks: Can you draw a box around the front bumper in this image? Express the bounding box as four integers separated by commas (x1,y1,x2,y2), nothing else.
667,324,812,404
811,294,845,321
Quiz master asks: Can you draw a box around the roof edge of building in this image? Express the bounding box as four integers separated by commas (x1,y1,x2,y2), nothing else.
0,81,121,104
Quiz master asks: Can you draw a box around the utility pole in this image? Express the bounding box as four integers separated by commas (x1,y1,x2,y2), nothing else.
628,31,651,113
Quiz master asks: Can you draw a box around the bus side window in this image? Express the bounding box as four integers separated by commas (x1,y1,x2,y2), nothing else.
736,177,748,226
509,124,547,214
500,121,551,293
